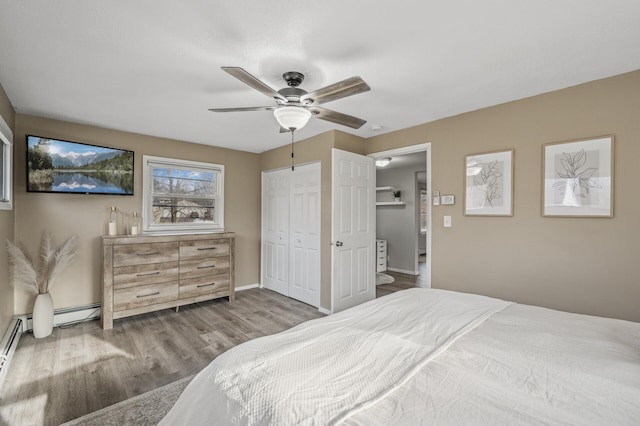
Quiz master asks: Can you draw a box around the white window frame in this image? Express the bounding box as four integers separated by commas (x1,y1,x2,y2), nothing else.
419,188,427,234
142,155,224,234
0,114,12,211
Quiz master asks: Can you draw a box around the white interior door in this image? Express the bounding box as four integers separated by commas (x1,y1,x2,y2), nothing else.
261,168,290,296
289,163,321,307
331,149,376,313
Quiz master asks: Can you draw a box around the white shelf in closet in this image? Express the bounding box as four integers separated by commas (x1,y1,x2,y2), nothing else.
376,201,406,206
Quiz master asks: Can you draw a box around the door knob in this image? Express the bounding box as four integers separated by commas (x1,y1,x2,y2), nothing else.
335,241,344,247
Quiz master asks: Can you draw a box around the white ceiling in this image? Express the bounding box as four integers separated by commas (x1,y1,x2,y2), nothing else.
1,1,639,153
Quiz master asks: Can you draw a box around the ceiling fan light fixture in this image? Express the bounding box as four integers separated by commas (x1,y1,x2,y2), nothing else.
273,106,312,131
375,157,392,167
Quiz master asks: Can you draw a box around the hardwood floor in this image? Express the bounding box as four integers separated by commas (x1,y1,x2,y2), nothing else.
0,282,420,426
377,254,428,297
0,289,323,426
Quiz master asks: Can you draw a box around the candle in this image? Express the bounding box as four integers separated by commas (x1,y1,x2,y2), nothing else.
108,222,117,236
131,225,139,236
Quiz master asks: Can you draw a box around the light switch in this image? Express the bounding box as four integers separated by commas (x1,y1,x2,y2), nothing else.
444,215,452,228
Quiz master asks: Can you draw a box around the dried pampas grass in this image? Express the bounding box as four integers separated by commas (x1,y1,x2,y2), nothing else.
6,232,78,294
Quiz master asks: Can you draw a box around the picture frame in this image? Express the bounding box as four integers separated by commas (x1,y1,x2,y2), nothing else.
464,149,514,216
542,135,614,217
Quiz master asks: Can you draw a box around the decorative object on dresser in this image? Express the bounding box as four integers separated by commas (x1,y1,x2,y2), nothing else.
101,232,235,329
6,231,78,338
106,206,121,236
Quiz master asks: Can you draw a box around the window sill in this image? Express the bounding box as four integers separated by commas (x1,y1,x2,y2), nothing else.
143,227,226,236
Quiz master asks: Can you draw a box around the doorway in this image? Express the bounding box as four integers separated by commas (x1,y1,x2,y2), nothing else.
369,143,432,289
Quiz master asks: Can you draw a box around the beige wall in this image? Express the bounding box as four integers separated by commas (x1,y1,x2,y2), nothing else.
13,114,261,314
366,70,640,322
0,84,15,336
259,131,365,310
5,70,639,323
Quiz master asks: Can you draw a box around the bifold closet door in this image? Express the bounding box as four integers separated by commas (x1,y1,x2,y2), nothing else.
262,168,290,296
289,163,321,307
261,163,321,307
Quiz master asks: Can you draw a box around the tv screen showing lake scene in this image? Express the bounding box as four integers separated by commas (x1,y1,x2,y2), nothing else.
26,135,134,195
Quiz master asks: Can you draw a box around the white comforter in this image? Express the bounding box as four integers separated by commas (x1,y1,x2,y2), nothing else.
160,289,640,425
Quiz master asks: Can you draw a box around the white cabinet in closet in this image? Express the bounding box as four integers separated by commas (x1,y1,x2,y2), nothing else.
376,239,387,272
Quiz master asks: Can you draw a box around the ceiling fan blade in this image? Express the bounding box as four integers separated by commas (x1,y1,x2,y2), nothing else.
221,67,287,102
301,76,370,105
208,106,275,112
310,106,367,129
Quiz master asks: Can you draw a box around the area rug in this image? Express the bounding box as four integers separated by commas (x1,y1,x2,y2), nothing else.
61,375,194,426
376,272,395,285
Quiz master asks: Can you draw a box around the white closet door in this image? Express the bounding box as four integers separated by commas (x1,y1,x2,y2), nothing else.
289,163,321,307
262,169,290,296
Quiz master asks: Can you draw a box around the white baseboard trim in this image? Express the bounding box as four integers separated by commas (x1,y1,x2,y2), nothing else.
388,267,419,276
20,303,101,333
318,307,332,315
236,283,260,292
0,318,23,388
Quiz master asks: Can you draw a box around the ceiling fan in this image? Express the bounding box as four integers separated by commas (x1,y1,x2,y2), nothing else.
209,67,371,132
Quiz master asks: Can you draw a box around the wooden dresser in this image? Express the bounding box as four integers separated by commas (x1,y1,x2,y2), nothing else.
101,232,235,329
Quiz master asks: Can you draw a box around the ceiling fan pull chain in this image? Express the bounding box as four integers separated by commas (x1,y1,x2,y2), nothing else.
291,129,295,171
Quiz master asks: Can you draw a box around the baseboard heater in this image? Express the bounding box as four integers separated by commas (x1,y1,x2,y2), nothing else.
20,303,102,333
0,318,23,387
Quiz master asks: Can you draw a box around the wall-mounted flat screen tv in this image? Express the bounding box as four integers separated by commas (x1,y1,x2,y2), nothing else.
26,135,134,195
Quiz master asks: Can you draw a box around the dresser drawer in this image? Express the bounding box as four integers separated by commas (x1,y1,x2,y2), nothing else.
179,239,230,260
113,261,179,289
113,281,179,311
113,242,179,267
179,257,230,280
179,275,230,299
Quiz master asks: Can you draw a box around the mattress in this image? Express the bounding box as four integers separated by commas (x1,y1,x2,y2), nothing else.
160,288,640,425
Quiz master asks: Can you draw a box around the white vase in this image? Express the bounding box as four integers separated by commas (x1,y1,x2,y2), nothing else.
33,292,54,338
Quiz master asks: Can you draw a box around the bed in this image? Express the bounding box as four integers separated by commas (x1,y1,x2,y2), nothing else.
160,288,640,425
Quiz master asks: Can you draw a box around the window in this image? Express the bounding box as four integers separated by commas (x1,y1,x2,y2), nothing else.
142,155,224,234
0,115,12,210
419,189,427,233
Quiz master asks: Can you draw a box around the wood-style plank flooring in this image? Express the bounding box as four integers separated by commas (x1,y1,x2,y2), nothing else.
0,275,421,426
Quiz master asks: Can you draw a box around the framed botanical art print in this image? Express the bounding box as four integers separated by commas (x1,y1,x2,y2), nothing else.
542,136,614,217
464,149,514,216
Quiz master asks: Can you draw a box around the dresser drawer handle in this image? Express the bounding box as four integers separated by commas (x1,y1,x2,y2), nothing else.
197,265,215,269
137,271,161,277
197,247,216,251
137,251,160,256
197,283,216,288
137,291,160,298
